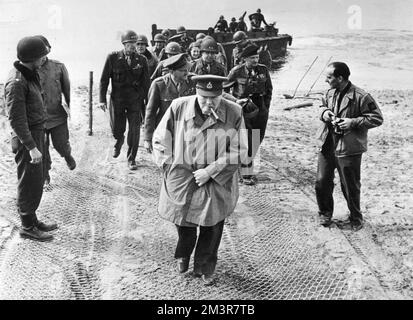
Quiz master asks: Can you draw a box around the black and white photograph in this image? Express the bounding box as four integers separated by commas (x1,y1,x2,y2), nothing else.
0,0,412,306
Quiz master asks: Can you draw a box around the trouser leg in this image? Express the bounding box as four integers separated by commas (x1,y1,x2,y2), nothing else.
44,130,52,179
109,99,126,147
193,220,225,276
315,149,336,218
174,225,197,259
126,101,142,162
336,155,362,223
14,130,45,227
49,122,72,158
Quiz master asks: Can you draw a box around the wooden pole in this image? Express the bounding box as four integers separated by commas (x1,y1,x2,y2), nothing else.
88,71,93,136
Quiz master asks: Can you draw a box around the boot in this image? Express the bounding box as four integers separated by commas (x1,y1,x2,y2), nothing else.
113,138,124,158
33,214,58,232
64,155,76,170
19,214,53,241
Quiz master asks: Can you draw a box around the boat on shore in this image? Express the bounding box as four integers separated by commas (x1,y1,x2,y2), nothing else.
151,24,293,70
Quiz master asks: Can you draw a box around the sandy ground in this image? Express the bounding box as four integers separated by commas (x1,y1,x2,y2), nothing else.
0,82,412,299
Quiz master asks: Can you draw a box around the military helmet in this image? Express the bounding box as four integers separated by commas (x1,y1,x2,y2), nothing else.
136,34,149,45
257,8,261,13
165,41,182,55
161,29,171,38
195,33,206,41
233,31,247,44
35,35,51,50
200,38,218,53
219,15,224,19
17,36,49,63
121,30,138,44
177,26,186,34
154,34,166,43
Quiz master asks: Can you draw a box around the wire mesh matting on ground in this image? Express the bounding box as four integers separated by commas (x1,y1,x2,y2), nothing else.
0,132,357,300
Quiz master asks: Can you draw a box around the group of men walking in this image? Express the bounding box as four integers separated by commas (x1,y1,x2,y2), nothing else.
4,24,383,286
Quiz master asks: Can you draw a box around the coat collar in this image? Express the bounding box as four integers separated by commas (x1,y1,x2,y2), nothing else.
331,82,354,116
14,61,39,82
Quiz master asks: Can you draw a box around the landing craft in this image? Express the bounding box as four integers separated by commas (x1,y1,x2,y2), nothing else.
151,23,293,71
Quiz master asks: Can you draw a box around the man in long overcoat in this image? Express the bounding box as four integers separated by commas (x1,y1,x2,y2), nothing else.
152,75,248,285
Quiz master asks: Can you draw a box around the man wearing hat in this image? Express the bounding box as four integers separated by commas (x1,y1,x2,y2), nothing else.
99,30,150,170
144,53,195,153
150,34,168,61
190,38,227,76
229,17,238,33
136,34,158,78
226,43,273,185
214,15,229,33
231,31,252,69
175,26,195,53
151,41,182,81
36,35,76,186
152,74,248,285
4,36,58,241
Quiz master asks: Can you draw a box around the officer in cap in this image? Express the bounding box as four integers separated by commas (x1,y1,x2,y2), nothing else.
226,43,273,185
151,34,168,61
36,35,76,187
99,30,150,170
150,41,183,81
144,53,196,153
5,36,57,241
152,74,248,286
190,37,227,76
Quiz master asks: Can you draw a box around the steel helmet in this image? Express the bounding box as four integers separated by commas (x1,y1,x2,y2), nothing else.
233,31,247,43
121,30,138,44
154,34,166,43
161,29,171,38
195,33,206,41
17,36,49,63
165,41,182,55
200,38,218,53
136,34,149,46
177,26,186,34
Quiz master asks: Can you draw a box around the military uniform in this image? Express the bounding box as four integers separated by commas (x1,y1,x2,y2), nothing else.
141,49,158,79
5,61,46,227
99,50,150,163
190,58,227,76
227,62,273,176
144,73,196,141
179,35,195,52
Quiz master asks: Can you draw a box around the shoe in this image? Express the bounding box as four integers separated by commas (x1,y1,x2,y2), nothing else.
243,175,256,186
19,226,53,242
337,219,363,231
128,160,138,171
65,155,76,170
319,215,332,227
176,257,190,273
36,220,58,232
113,140,124,158
201,274,215,286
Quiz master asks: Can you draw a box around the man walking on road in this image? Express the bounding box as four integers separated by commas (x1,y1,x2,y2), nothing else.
99,30,150,170
4,36,58,241
316,62,383,231
37,35,76,185
152,75,248,285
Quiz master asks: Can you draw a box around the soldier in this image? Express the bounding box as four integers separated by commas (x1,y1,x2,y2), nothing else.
36,35,76,186
231,31,251,69
99,30,150,170
144,53,196,153
161,29,171,41
229,17,238,32
4,36,57,241
135,34,158,78
226,44,273,185
151,34,168,61
214,15,229,32
236,14,248,32
249,8,269,31
152,75,248,285
190,38,227,76
315,62,383,231
176,26,195,52
151,42,182,81
195,34,227,68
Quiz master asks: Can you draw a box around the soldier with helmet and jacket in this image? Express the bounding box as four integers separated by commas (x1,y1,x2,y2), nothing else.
190,37,227,76
4,36,58,241
226,43,273,185
99,30,150,170
176,26,195,52
135,34,158,78
231,31,251,69
151,34,168,61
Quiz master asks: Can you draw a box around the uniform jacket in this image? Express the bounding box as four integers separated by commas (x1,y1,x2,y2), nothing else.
227,63,273,108
151,60,169,81
5,61,46,151
38,58,70,129
99,50,150,104
189,58,227,77
152,95,248,227
144,73,196,141
179,35,195,52
316,83,383,157
142,49,159,78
